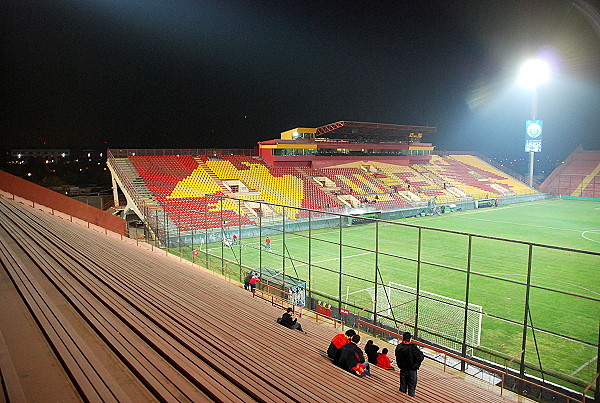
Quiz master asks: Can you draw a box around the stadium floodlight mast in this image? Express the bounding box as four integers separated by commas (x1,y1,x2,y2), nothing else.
518,58,551,187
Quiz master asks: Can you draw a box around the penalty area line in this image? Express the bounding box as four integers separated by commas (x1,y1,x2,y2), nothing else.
571,355,598,377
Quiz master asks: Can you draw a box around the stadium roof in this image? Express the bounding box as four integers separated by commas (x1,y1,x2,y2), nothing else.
314,121,436,141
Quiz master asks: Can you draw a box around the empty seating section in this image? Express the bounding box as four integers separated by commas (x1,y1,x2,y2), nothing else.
386,166,433,192
447,155,535,195
320,168,389,195
569,158,600,197
130,155,198,198
414,155,531,199
367,193,411,210
208,156,342,218
129,155,252,230
128,154,540,231
541,151,600,197
207,158,305,218
169,164,222,198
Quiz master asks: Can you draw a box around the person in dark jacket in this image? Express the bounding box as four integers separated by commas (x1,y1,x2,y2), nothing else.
327,329,356,365
395,332,424,397
364,340,379,364
279,307,304,332
243,271,253,291
339,335,371,377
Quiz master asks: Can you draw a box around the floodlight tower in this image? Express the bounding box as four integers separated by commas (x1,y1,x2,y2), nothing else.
518,58,550,187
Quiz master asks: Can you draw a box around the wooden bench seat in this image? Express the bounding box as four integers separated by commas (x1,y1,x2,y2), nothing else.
0,196,531,402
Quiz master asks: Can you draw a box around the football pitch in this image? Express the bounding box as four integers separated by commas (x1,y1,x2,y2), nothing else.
185,198,600,385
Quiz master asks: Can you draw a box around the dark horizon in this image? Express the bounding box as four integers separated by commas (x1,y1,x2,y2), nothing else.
3,1,600,161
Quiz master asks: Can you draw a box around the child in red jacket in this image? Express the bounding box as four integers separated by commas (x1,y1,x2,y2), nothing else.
376,348,395,370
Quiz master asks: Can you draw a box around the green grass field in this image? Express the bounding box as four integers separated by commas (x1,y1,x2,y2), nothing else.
180,198,600,387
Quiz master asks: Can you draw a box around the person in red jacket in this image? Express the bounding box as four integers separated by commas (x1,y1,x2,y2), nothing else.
376,348,395,370
249,275,259,296
327,329,356,365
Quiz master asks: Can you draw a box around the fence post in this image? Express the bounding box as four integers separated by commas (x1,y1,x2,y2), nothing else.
519,244,534,388
373,221,379,327
338,215,343,323
414,227,422,337
220,198,224,275
460,234,473,372
282,207,286,292
596,319,600,402
237,198,242,277
308,211,312,304
259,202,263,272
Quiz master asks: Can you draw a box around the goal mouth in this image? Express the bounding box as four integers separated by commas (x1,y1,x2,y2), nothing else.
365,282,483,352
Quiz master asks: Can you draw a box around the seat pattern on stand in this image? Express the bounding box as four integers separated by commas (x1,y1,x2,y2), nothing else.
130,155,253,230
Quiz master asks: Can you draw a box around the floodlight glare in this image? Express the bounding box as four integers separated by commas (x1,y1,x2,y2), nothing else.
518,58,551,188
518,59,550,89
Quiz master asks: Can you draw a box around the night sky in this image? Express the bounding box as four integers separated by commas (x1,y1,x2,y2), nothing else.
3,0,600,160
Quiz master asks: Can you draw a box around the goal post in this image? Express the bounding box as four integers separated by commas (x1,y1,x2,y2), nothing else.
366,282,482,352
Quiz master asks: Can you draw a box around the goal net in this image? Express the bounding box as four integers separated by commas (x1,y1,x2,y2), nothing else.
366,282,482,352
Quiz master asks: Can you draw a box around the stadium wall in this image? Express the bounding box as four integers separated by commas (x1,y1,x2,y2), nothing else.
0,170,126,235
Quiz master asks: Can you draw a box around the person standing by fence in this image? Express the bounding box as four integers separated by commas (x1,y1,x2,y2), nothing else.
395,332,424,397
249,275,260,296
243,271,253,291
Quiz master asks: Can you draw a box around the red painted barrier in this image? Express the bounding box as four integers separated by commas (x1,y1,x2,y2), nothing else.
0,170,126,235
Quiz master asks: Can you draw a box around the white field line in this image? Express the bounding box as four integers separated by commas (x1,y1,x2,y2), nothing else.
204,243,374,270
274,251,374,271
458,217,591,233
582,230,600,243
571,355,598,376
484,273,600,296
406,199,550,223
409,200,600,245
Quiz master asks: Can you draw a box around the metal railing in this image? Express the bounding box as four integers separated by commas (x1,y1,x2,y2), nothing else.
109,148,257,158
356,313,598,403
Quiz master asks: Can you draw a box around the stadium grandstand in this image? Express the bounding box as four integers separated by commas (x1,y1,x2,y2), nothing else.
1,122,598,402
106,121,543,237
540,145,600,198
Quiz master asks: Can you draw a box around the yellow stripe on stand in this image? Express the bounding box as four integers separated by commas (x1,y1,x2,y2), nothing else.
571,162,600,197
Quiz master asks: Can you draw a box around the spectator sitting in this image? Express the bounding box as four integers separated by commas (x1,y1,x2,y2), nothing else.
339,334,370,377
278,308,305,333
364,340,380,364
327,329,356,365
376,348,395,370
